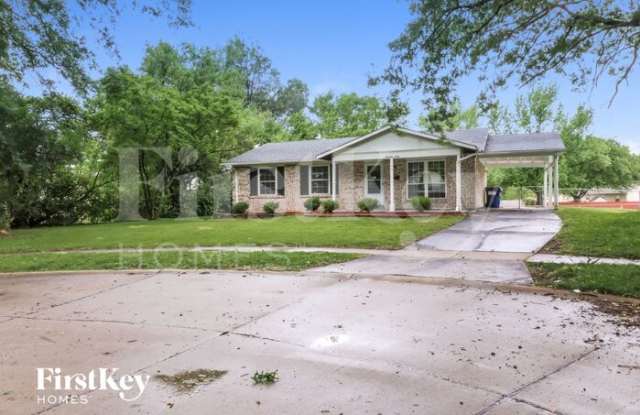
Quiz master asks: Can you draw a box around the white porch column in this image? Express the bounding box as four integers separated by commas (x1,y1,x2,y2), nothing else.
554,154,560,208
455,152,462,211
331,158,337,201
543,164,548,207
389,157,395,212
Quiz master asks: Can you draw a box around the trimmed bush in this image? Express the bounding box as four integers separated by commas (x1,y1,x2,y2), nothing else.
321,199,338,213
304,196,321,211
262,201,279,216
231,202,249,217
357,198,379,213
411,196,432,212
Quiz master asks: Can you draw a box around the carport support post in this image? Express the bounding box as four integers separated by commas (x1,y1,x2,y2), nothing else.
455,153,462,212
543,164,548,207
554,154,560,208
389,157,395,212
331,158,337,201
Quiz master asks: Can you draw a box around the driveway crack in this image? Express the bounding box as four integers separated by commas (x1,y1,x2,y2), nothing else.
473,346,600,415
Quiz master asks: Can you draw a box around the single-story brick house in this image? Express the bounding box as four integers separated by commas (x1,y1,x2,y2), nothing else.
226,125,565,214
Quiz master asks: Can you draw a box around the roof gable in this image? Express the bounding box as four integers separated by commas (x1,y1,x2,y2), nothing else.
316,125,478,159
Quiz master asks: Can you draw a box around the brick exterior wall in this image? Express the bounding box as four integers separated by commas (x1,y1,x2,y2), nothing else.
234,154,485,214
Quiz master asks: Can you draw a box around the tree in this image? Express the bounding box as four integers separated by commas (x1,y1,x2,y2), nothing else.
374,0,640,129
91,67,241,218
0,81,101,227
0,0,192,93
310,92,389,137
558,108,640,200
419,98,479,131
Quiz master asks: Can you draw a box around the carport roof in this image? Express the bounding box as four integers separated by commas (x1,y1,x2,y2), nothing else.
484,132,565,155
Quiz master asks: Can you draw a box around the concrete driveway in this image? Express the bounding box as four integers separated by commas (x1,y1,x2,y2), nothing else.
416,210,562,253
313,210,561,284
1,270,638,414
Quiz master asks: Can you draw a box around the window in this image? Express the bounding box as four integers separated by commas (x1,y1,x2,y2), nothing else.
407,161,425,198
427,160,446,198
406,160,446,199
366,164,382,194
301,164,332,195
259,168,276,195
311,166,330,194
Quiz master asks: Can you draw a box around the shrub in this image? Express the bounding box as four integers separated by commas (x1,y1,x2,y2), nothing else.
262,201,279,216
231,202,249,216
0,203,10,233
411,196,432,211
321,199,338,213
304,196,321,211
357,198,379,212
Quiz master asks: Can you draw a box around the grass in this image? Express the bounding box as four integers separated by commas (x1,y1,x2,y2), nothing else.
0,215,463,254
528,262,640,298
0,251,360,273
251,370,279,385
547,208,640,259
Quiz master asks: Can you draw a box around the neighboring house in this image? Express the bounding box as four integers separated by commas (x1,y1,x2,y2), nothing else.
226,125,565,214
560,185,640,203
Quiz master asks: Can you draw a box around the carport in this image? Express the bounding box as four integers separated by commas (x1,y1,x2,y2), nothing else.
477,133,565,209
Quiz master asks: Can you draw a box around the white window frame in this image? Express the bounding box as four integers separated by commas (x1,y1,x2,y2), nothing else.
257,167,277,196
311,165,330,195
406,160,425,198
300,163,332,196
405,159,447,200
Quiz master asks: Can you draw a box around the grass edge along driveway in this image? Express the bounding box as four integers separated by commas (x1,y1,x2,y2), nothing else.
546,208,640,259
528,262,640,299
0,215,463,254
0,251,362,273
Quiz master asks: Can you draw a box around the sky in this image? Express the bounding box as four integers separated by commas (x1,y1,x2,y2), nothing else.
31,0,640,153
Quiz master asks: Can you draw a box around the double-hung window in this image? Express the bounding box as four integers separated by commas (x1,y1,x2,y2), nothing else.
300,164,335,195
311,166,330,194
249,166,285,196
406,160,446,199
259,168,276,195
407,161,425,198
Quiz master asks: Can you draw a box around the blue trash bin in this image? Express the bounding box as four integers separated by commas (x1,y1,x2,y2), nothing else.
485,187,502,208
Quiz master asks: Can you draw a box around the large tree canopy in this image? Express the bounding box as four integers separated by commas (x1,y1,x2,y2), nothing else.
0,0,192,92
374,0,640,130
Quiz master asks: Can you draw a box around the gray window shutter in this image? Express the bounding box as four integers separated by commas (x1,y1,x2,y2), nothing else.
300,165,309,196
249,168,258,196
335,164,339,195
277,166,285,196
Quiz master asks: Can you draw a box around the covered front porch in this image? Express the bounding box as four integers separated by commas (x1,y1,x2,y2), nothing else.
321,129,486,213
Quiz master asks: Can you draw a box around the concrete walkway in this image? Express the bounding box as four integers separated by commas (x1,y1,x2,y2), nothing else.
312,210,563,284
529,253,640,266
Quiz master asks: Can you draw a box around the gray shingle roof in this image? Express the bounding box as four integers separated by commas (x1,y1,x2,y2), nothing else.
443,128,490,151
226,137,357,165
226,128,564,165
484,132,565,154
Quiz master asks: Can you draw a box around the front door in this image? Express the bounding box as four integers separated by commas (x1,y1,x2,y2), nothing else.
365,163,384,208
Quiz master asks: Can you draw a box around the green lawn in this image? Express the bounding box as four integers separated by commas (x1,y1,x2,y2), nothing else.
0,215,463,253
528,262,640,298
0,251,360,273
548,208,640,259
